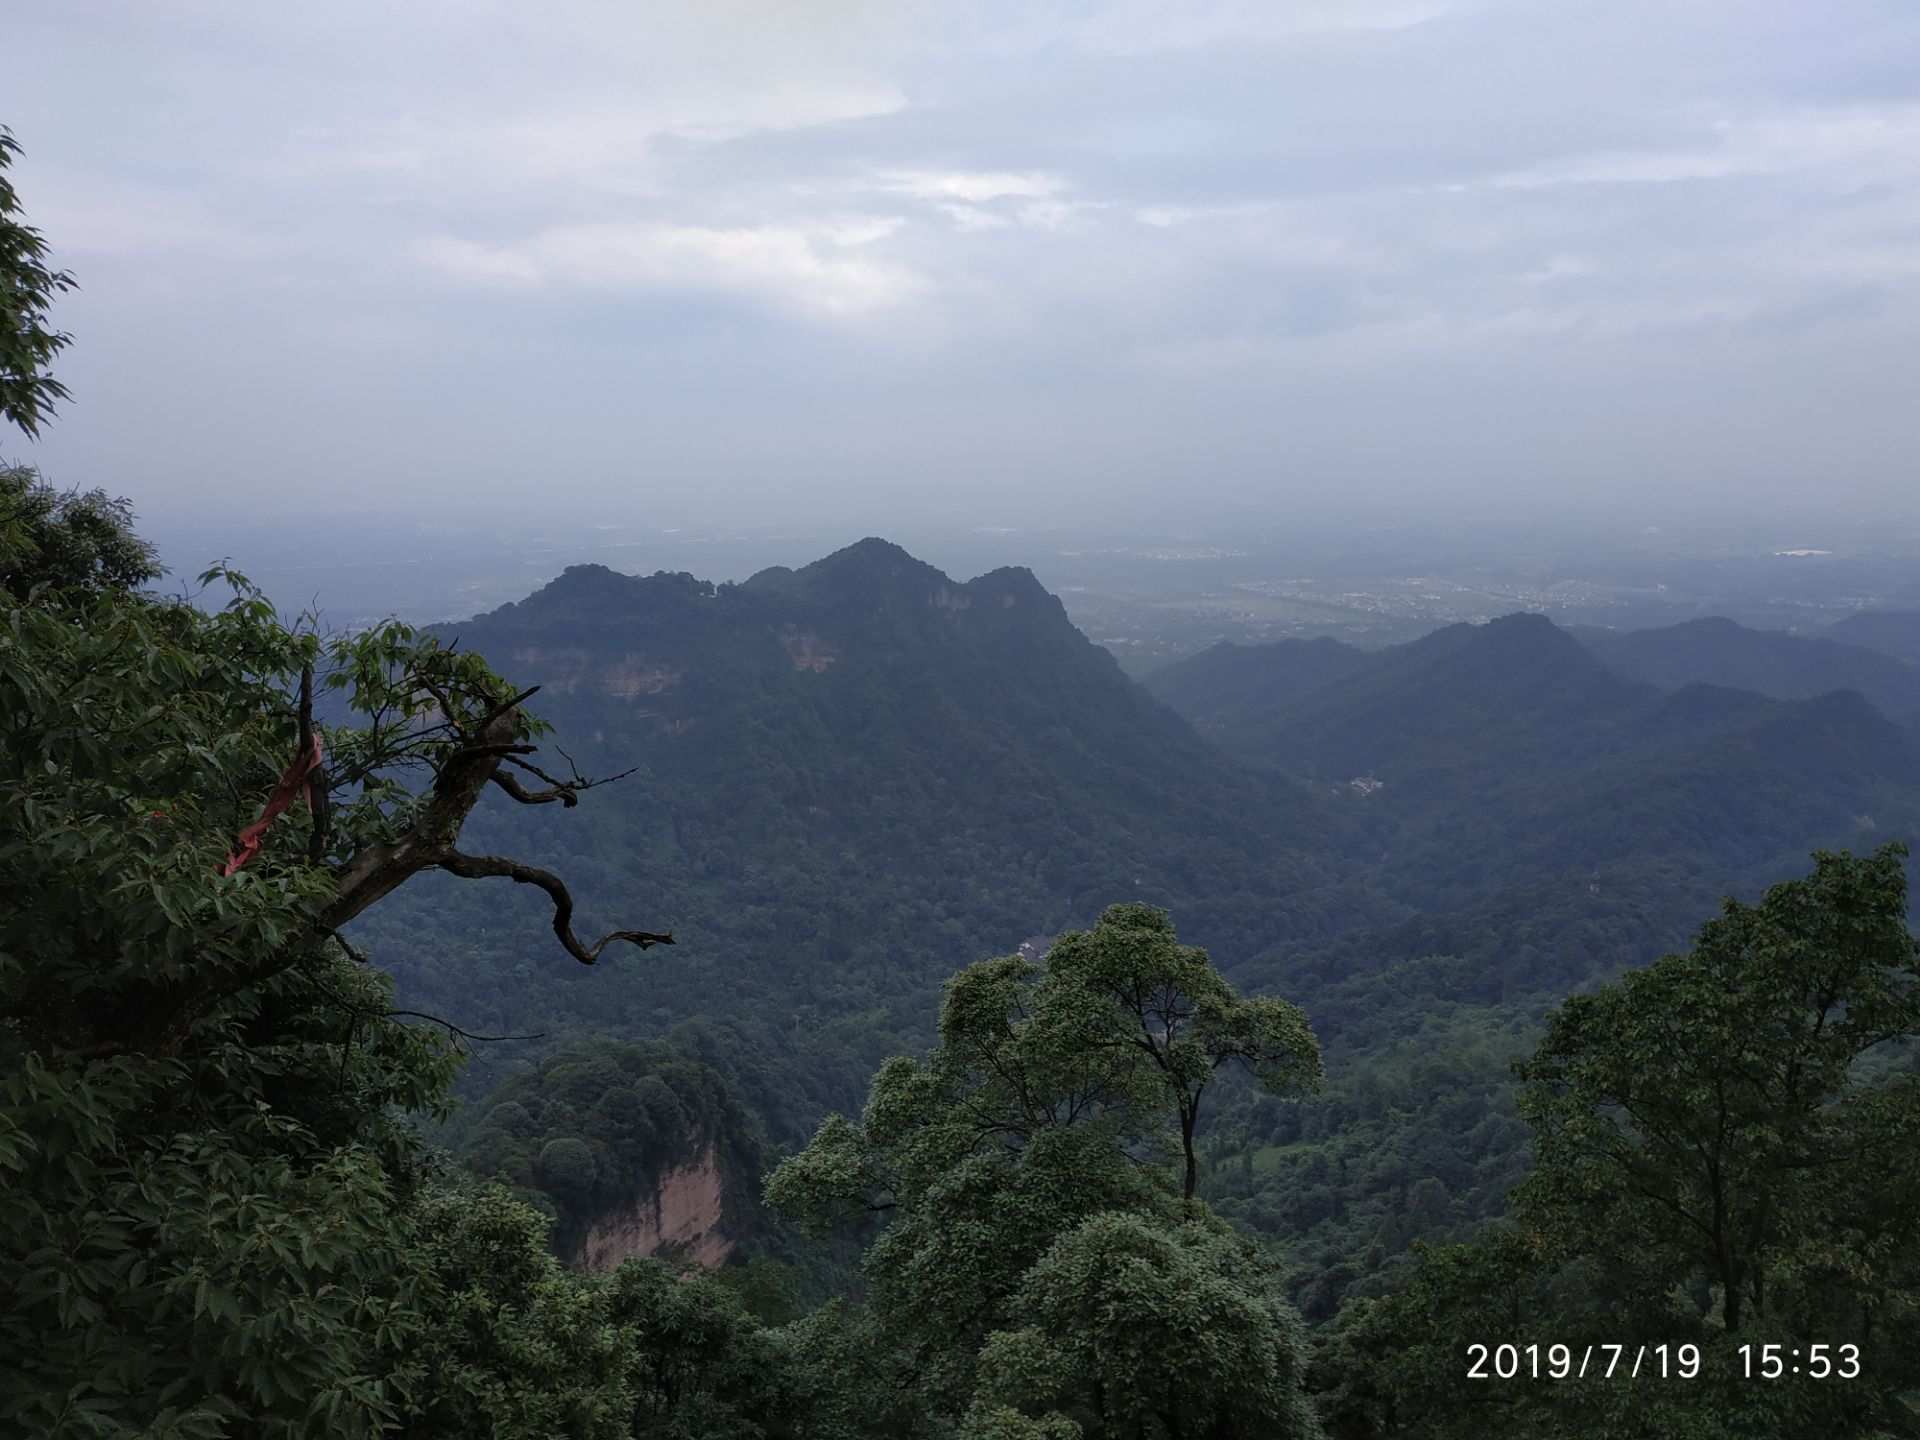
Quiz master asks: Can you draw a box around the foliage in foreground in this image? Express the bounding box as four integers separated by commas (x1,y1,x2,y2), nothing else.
767,904,1327,1439
0,126,74,437
0,440,754,1434
1313,845,1920,1439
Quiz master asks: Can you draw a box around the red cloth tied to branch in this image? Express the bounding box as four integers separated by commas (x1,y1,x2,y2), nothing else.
220,732,325,876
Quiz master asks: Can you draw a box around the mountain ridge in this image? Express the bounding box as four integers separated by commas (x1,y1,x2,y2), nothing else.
1825,608,1920,668
370,538,1373,1135
1573,615,1920,721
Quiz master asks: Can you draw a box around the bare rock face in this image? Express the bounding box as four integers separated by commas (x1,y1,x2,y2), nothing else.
509,646,683,699
600,656,683,698
511,645,593,693
781,628,838,671
577,1143,733,1273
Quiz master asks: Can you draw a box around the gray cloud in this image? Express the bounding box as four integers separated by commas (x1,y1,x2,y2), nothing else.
9,0,1920,538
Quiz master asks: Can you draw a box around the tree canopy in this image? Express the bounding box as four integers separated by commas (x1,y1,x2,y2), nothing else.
1313,844,1920,1440
0,127,74,437
767,905,1326,1438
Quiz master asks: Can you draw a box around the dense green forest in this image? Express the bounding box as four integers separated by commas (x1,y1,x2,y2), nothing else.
8,128,1920,1437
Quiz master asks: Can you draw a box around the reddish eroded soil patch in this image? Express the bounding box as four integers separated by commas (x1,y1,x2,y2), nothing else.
578,1144,733,1272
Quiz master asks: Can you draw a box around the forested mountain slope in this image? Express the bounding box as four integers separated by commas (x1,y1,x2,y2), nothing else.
1149,614,1920,910
1144,636,1375,749
1144,610,1920,1313
1153,614,1920,1010
362,539,1377,1137
1573,615,1920,721
1828,607,1920,667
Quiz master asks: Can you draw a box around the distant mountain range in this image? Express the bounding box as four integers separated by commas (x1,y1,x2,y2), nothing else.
1574,615,1920,722
1148,611,1920,911
1142,607,1920,1306
1826,608,1920,668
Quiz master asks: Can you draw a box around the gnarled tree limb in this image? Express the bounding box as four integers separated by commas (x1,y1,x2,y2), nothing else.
313,704,665,966
490,770,578,806
438,848,674,964
317,705,519,932
489,752,638,808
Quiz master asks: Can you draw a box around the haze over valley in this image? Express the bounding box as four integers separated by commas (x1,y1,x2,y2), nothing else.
143,509,1920,675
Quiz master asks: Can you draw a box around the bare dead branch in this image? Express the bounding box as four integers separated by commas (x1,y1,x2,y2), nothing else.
314,701,665,972
490,770,578,807
309,974,545,1051
437,848,674,964
503,752,577,788
384,1010,547,1045
490,753,639,808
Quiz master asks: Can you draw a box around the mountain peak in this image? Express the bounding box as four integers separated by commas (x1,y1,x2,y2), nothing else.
511,563,641,609
1405,612,1605,682
784,537,949,602
841,536,914,561
967,564,1052,603
803,536,934,576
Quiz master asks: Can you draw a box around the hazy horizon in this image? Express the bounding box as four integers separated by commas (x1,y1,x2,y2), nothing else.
10,1,1920,538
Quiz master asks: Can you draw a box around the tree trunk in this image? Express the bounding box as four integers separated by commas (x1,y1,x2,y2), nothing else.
1182,1102,1199,1200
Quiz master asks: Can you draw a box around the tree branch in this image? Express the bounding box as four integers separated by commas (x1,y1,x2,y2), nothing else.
318,706,522,931
436,848,674,964
383,1010,547,1046
489,752,638,808
489,770,578,806
299,662,330,864
309,974,546,1049
314,700,665,970
327,928,368,965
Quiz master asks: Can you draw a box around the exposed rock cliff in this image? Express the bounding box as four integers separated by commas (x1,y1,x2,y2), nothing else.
578,1141,733,1272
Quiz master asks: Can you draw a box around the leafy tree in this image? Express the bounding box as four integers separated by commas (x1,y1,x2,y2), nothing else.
768,911,1324,1438
1045,903,1321,1198
971,1213,1320,1439
604,1257,801,1439
0,483,422,1437
403,1178,802,1440
1315,847,1920,1439
1,462,160,602
538,1136,600,1202
1516,843,1920,1339
767,968,1167,1425
402,1181,635,1439
0,127,74,436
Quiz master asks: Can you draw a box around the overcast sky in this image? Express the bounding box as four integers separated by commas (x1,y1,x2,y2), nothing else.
9,0,1920,538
